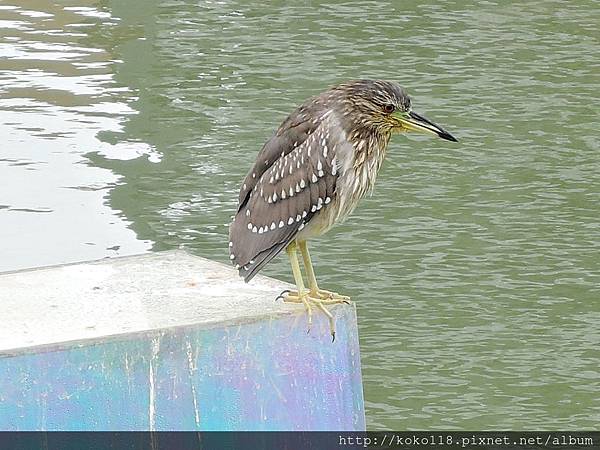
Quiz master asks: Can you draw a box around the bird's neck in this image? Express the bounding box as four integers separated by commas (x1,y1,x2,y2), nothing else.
349,126,391,170
344,126,391,199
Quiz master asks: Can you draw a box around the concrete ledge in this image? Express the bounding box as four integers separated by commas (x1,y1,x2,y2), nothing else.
0,251,365,430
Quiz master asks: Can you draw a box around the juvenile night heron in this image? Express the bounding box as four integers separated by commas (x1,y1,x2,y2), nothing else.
229,79,457,340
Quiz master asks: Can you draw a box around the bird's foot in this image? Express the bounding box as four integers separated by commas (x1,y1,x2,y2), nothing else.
275,289,349,341
277,288,350,304
313,289,351,303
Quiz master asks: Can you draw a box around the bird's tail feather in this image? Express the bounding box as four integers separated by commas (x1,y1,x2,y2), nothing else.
239,239,291,283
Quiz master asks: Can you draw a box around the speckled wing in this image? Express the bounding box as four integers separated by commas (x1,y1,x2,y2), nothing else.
229,115,340,282
236,108,319,210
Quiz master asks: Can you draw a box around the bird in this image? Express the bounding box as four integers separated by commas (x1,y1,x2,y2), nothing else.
228,79,457,340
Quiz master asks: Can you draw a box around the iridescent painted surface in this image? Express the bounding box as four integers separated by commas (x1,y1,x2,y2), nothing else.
0,307,363,431
1,1,598,429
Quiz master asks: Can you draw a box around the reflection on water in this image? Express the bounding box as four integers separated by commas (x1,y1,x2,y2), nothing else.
0,2,154,271
2,0,599,430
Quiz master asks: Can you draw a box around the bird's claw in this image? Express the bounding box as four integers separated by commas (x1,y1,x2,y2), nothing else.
275,289,291,302
276,288,348,342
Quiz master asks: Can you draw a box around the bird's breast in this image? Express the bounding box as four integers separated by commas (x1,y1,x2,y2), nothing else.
335,134,388,217
296,135,388,240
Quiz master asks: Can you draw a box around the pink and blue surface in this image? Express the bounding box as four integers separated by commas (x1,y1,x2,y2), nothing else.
0,251,365,430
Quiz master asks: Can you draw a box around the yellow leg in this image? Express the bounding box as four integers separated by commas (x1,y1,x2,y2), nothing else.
279,240,350,341
299,240,350,302
284,241,313,332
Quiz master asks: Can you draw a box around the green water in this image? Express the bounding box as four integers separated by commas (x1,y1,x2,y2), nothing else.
1,1,598,429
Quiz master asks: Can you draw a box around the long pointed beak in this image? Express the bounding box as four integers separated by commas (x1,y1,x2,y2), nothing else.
394,110,458,142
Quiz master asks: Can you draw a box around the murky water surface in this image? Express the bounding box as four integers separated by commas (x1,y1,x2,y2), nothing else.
1,1,598,429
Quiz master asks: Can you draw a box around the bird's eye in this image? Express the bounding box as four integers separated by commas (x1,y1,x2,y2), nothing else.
384,104,395,113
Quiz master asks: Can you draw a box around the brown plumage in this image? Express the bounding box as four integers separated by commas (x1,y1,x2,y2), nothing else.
229,79,456,283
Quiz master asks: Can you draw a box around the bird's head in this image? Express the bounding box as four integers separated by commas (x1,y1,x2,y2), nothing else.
333,79,457,142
